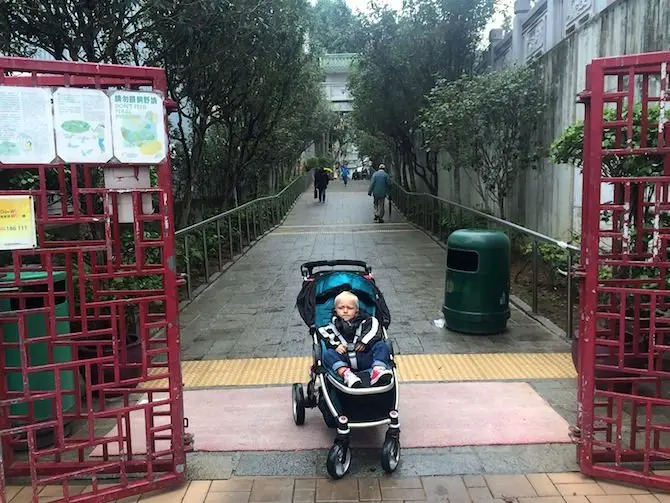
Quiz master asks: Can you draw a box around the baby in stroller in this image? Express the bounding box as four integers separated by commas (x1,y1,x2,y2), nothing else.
293,260,401,479
319,291,393,388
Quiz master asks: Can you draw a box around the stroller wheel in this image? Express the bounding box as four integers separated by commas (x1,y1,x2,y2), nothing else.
381,436,400,473
292,383,305,425
326,443,351,479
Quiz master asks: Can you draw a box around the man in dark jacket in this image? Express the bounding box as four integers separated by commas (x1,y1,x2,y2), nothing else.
314,168,329,203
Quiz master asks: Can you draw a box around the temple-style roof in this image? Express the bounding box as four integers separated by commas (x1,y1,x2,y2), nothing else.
319,53,357,73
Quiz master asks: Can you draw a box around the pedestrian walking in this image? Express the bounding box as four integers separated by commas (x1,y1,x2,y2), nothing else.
368,164,390,223
315,167,329,203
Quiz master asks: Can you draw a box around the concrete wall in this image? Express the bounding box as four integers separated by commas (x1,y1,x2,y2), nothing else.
430,0,670,238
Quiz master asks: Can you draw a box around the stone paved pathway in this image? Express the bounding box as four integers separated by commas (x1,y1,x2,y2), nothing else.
178,180,570,361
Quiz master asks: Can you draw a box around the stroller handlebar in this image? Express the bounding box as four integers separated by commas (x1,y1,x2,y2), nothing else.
300,260,372,277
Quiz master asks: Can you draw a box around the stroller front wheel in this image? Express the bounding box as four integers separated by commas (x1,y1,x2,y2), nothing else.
381,436,400,473
326,443,351,479
292,383,305,425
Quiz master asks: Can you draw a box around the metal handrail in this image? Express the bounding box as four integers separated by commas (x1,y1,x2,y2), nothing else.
175,173,310,302
390,181,579,338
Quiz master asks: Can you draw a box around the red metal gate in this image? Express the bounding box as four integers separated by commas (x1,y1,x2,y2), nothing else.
577,51,670,489
0,58,187,502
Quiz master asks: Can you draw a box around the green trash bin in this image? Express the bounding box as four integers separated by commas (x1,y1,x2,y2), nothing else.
0,271,76,427
442,229,510,334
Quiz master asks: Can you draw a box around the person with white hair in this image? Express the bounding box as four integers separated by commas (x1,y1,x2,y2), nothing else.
368,164,390,223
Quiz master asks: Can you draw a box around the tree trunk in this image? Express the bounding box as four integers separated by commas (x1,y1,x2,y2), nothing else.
497,194,505,220
453,165,462,205
406,153,417,192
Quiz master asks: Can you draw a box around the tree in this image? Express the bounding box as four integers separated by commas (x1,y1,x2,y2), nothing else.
421,64,546,217
146,0,241,226
348,0,495,194
1,0,330,228
355,130,395,173
308,0,366,53
0,0,151,63
209,0,319,208
146,0,325,225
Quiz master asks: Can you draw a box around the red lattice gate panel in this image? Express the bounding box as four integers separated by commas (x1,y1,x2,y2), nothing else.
577,51,670,490
0,57,188,502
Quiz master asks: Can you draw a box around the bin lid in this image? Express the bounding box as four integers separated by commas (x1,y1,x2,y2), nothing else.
447,229,509,250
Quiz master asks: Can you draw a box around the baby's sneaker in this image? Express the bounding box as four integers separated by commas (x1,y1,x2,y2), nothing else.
370,366,393,387
342,369,362,388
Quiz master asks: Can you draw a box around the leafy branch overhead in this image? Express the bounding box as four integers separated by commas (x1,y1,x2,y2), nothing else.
0,0,335,228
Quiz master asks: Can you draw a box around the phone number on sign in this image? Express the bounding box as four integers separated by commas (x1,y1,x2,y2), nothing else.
0,225,29,232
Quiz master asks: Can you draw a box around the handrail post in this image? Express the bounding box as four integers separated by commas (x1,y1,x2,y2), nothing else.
252,204,258,240
261,202,266,233
245,206,251,246
216,219,223,271
237,210,243,252
532,239,539,313
202,227,210,281
227,215,234,259
438,200,443,240
184,234,192,300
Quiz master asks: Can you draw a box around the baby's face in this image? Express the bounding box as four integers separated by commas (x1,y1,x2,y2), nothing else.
335,300,358,321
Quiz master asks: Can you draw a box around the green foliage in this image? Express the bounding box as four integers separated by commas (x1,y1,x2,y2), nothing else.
348,0,495,192
305,156,335,171
355,131,394,170
550,105,663,177
308,0,366,53
551,104,668,301
421,64,546,217
0,0,150,62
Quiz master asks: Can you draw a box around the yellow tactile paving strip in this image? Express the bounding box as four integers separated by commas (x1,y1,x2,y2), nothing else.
142,353,576,389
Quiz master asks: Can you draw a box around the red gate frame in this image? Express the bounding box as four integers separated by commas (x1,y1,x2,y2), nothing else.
0,57,187,502
577,51,670,489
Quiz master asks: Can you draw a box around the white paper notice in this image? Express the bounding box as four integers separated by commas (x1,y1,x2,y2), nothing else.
110,90,166,163
0,86,55,164
53,88,113,163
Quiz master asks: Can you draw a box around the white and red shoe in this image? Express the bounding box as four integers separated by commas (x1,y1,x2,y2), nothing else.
370,366,393,387
342,369,362,388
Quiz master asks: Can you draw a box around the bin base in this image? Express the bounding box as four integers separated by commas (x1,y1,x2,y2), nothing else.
442,306,510,335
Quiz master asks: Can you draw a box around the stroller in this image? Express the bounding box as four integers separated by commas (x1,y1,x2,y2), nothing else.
293,260,400,479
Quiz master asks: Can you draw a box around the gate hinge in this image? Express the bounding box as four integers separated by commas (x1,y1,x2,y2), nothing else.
183,418,194,452
577,90,591,104
571,266,587,279
183,432,194,452
568,425,582,444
